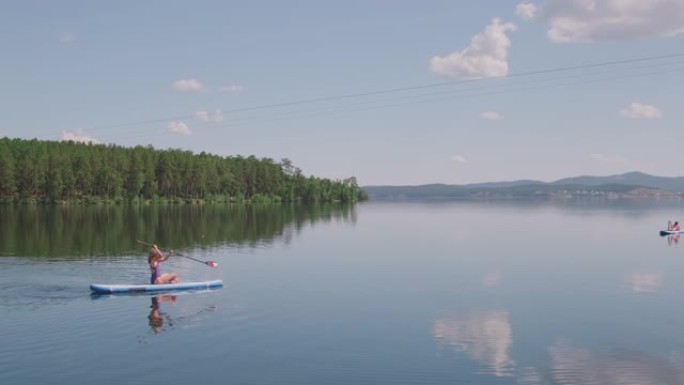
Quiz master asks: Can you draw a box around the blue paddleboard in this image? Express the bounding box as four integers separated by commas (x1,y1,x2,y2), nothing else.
90,280,223,294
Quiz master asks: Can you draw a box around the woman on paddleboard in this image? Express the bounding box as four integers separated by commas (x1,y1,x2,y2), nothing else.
668,221,680,231
149,244,179,284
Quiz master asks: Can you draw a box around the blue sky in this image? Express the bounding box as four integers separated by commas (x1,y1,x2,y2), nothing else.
2,0,684,185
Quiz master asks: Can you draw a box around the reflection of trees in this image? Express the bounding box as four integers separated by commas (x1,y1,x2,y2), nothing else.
0,203,357,257
434,310,515,376
550,340,684,385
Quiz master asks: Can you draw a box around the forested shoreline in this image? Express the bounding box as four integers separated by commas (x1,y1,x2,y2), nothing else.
0,137,367,204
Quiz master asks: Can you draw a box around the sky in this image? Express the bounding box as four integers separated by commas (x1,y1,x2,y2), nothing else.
1,0,684,186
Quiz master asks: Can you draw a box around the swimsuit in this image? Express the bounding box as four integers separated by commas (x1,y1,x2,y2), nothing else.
150,265,159,284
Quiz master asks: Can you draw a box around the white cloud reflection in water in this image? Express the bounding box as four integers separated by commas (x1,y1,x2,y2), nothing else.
627,272,662,293
434,310,515,377
483,271,501,287
549,340,684,385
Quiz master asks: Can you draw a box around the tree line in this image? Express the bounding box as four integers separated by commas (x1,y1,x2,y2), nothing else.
0,137,367,204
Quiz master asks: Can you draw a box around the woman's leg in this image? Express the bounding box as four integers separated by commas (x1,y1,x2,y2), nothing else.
156,273,179,284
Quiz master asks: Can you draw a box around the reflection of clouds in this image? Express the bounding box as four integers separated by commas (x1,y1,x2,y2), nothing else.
483,271,501,287
627,272,662,293
434,311,515,376
550,340,684,385
516,366,543,385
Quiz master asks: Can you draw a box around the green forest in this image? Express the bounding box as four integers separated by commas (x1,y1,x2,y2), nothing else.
0,137,367,204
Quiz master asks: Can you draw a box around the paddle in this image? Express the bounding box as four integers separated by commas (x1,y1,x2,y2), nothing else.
136,240,219,267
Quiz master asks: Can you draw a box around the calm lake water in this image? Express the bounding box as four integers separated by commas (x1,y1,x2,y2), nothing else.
3,200,684,384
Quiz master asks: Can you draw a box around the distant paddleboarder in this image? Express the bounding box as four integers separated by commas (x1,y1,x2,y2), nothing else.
668,221,680,231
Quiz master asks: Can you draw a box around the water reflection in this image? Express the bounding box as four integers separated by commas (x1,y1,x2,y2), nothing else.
434,310,515,376
668,234,680,246
516,366,544,385
148,295,177,335
141,294,218,340
483,271,501,287
626,272,662,294
549,340,684,385
0,203,357,257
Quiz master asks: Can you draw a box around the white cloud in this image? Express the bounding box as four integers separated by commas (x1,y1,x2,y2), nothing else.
195,109,224,123
168,121,191,135
480,111,503,120
220,84,246,92
589,153,628,165
172,79,205,92
519,0,684,42
430,18,517,79
450,155,467,163
620,102,663,119
515,3,538,20
61,130,100,144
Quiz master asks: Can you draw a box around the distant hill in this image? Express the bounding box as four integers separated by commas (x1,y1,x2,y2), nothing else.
362,172,684,200
463,179,545,189
551,171,684,192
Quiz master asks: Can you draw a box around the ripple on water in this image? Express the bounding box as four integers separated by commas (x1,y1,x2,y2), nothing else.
549,340,684,385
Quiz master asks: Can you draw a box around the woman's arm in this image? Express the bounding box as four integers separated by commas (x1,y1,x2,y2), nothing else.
160,249,173,262
152,245,173,262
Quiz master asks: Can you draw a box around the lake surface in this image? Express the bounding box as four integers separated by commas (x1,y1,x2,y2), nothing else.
3,200,684,384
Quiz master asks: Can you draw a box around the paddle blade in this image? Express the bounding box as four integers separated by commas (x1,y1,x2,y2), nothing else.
207,261,219,268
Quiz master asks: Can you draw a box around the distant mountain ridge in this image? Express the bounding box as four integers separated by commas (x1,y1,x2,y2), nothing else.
551,171,684,191
362,172,684,200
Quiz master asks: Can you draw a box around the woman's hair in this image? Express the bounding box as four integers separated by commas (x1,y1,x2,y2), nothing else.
148,247,160,263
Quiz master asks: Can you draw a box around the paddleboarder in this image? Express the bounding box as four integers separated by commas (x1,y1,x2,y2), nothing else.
668,221,680,231
149,244,179,284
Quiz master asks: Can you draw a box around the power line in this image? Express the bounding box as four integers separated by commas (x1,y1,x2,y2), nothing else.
79,52,684,133
91,58,684,143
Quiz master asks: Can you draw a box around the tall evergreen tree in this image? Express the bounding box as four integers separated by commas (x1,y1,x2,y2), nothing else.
0,139,16,200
